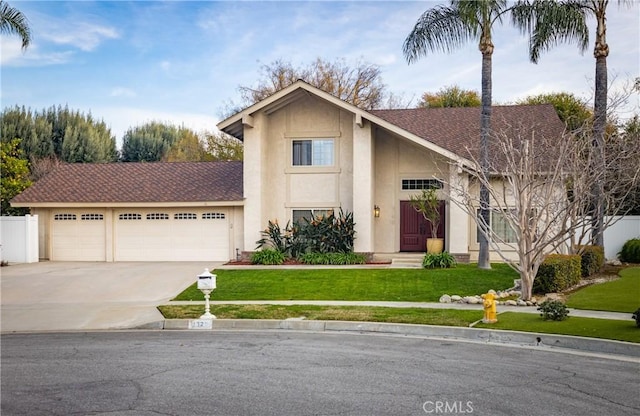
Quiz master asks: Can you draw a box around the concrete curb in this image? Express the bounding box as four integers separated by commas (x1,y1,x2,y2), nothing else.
149,319,640,359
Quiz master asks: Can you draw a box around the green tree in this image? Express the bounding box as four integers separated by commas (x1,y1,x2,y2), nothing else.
419,85,481,108
203,132,243,161
61,119,117,163
404,0,534,269
513,0,633,246
120,122,181,162
0,0,31,49
0,139,31,215
163,129,210,162
516,92,592,132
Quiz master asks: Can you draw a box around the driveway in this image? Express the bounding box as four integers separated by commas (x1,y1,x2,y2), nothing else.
1,261,218,332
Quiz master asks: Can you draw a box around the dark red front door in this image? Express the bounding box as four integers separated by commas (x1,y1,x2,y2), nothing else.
400,200,445,252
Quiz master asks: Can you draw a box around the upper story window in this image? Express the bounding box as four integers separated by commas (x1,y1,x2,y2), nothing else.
292,139,334,166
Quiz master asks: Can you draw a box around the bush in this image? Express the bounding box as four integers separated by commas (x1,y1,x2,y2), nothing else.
251,249,285,265
537,300,570,321
422,252,457,269
619,238,640,263
298,252,366,265
533,254,581,294
576,245,604,277
633,308,640,328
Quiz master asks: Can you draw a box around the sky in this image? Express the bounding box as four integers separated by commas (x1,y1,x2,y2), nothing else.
1,0,639,147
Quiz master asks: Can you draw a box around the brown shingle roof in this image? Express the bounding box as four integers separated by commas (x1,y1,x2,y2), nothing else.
12,161,243,204
370,104,565,158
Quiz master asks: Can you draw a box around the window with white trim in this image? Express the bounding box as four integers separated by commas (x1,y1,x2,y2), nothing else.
202,212,225,220
147,213,169,220
174,213,197,220
476,209,517,244
402,179,443,190
292,139,334,166
81,214,104,221
119,213,142,220
292,209,333,224
54,214,77,221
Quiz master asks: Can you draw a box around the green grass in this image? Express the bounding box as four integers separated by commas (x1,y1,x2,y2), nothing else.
475,312,640,343
173,263,517,302
566,267,640,313
158,304,483,327
158,305,639,343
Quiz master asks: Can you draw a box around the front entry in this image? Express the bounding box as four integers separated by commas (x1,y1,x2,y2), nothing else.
400,200,445,252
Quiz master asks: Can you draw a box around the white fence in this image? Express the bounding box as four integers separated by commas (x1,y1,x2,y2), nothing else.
604,216,640,260
0,215,39,263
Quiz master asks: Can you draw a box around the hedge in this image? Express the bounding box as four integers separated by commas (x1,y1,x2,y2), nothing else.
533,254,582,294
619,238,640,263
576,245,604,277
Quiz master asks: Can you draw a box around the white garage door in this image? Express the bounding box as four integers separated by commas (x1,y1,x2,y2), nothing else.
51,210,106,261
114,209,229,261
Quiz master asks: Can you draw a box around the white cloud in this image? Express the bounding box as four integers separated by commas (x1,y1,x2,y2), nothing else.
46,22,119,51
109,87,137,98
0,38,75,67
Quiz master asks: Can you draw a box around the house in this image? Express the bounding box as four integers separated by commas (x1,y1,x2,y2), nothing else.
11,80,565,262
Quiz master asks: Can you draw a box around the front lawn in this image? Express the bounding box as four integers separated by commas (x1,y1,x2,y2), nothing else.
566,267,640,313
475,312,640,343
173,263,517,302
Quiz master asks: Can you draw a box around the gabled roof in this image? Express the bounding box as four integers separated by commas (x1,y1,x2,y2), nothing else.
218,80,565,165
11,161,243,207
370,104,565,160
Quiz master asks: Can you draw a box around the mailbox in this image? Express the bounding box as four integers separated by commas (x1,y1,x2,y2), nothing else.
197,269,216,291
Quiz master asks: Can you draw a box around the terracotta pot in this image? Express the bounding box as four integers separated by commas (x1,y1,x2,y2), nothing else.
426,238,444,254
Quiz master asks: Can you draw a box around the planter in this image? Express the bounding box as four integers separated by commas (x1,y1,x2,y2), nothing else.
426,238,444,254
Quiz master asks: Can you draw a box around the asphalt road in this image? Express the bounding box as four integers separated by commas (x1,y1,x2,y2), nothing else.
1,330,638,416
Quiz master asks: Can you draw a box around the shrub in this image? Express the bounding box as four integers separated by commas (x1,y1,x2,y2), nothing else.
250,249,285,265
255,220,294,254
538,300,570,321
633,308,640,328
533,254,581,294
576,245,604,277
296,209,356,254
619,238,640,263
422,252,457,269
298,252,366,265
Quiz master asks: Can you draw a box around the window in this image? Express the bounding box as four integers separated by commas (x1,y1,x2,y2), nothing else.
54,214,76,221
174,213,197,220
202,212,225,220
402,179,443,190
477,209,517,244
292,139,334,166
147,213,169,220
119,213,141,220
292,209,333,223
81,214,104,221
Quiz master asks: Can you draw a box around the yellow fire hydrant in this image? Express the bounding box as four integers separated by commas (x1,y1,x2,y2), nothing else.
482,293,498,324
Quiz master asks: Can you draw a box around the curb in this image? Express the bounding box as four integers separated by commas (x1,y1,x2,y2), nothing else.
138,319,640,359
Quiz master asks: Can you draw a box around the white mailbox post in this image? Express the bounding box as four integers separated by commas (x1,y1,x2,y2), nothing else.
197,268,217,319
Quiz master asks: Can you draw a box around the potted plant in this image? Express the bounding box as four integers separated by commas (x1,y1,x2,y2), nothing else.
409,188,443,253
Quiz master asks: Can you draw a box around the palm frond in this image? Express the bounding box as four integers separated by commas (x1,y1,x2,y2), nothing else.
0,0,32,49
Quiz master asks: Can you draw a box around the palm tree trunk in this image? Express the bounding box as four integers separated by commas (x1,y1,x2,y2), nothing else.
478,50,492,270
591,3,609,247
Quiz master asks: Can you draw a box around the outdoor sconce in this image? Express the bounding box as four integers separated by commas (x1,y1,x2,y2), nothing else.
196,268,217,319
374,205,380,218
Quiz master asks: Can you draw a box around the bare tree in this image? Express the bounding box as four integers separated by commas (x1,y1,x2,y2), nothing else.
449,119,640,300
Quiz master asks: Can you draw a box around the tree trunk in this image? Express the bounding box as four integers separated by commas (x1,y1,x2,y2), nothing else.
520,269,534,301
478,49,492,270
591,3,609,246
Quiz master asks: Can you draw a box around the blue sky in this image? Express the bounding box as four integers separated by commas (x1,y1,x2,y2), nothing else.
2,0,639,146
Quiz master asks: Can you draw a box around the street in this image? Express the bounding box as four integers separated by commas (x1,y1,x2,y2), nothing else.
1,330,638,416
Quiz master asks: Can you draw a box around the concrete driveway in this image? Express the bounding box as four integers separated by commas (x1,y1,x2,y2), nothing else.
1,261,218,332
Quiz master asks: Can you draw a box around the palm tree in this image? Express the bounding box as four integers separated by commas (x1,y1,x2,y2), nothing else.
0,0,31,50
513,0,631,246
404,0,525,269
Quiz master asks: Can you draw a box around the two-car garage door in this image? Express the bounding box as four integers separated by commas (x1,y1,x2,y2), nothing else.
51,208,230,261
